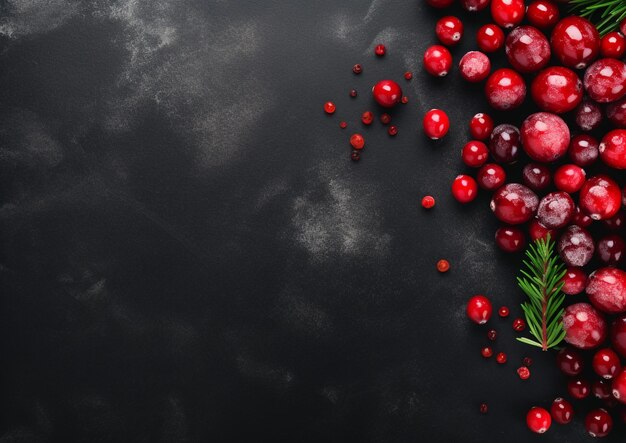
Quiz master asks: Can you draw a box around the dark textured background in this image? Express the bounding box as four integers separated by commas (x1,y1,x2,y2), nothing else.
0,0,624,441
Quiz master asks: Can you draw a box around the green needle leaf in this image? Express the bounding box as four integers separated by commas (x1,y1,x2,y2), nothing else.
570,0,626,35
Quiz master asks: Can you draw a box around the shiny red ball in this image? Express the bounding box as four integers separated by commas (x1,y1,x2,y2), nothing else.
485,68,526,110
372,80,402,108
495,227,526,252
531,66,582,114
462,141,489,167
491,0,525,29
423,109,450,139
452,175,478,203
436,16,463,46
477,163,506,191
551,398,573,425
477,23,505,52
466,294,492,324
423,45,453,77
601,32,626,58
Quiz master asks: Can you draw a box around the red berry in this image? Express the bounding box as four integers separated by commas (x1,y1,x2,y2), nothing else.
352,64,362,74
520,112,570,163
324,101,336,114
601,32,626,58
531,66,583,114
482,346,494,358
599,129,626,169
522,163,551,192
568,377,591,399
479,403,488,414
436,259,450,273
496,352,507,364
380,113,391,125
528,219,557,242
477,24,505,52
606,97,626,127
495,227,526,252
557,347,584,376
536,192,575,229
436,16,463,46
351,150,360,162
596,235,625,265
469,113,494,140
401,96,409,104
513,317,526,332
466,294,493,324
404,71,413,80
485,68,526,110
350,133,365,150
569,134,599,167
522,357,533,367
423,45,453,77
339,121,347,129
459,51,491,82
423,109,450,139
563,302,607,349
421,195,436,209
452,175,478,203
487,329,497,341
554,164,586,193
499,306,510,317
562,267,587,295
387,125,398,136
526,407,551,434
461,0,490,11
551,398,573,424
372,80,402,108
585,409,613,438
426,0,454,8
491,0,525,29
462,141,489,167
490,183,539,225
579,175,622,220
489,124,520,164
558,225,595,267
613,369,626,403
593,379,612,400
374,44,386,56
526,0,559,29
477,163,506,191
612,317,626,358
587,267,626,313
551,17,600,69
350,89,358,97
593,348,622,379
584,58,626,103
361,111,374,125
572,206,593,228
505,26,550,73
574,99,603,131
517,366,530,380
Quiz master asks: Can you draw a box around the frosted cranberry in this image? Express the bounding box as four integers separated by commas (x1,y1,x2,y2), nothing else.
462,141,489,167
374,44,386,57
572,206,593,228
585,409,613,438
380,114,391,125
613,369,626,403
495,226,526,252
568,134,599,167
601,32,626,58
568,377,591,399
537,192,575,229
491,0,525,29
423,45,452,77
599,129,626,169
531,66,583,114
423,109,450,139
479,403,489,414
324,101,336,114
558,225,595,267
579,175,622,220
604,213,624,230
521,112,570,162
461,0,490,11
489,124,520,164
563,302,607,349
554,164,586,193
517,366,530,379
523,357,533,367
584,58,626,103
477,163,506,190
436,259,450,272
587,267,626,313
597,235,625,265
551,398,573,424
562,267,587,295
526,0,559,29
350,134,365,150
593,379,612,400
490,183,538,224
612,317,626,358
551,17,600,69
426,0,454,7
522,163,551,191
477,24,505,52
466,294,492,324
372,80,402,108
505,26,550,73
593,348,622,379
436,16,463,45
469,113,494,140
350,89,358,97
452,175,478,203
361,111,374,125
481,346,493,358
528,219,557,242
404,71,413,81
557,347,584,375
526,407,551,434
574,99,603,131
485,68,526,110
459,51,491,82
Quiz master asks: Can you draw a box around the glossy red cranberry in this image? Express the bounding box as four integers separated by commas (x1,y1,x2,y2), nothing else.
528,219,557,242
522,163,551,192
558,225,595,267
426,0,454,7
593,348,622,379
599,129,626,169
489,124,520,164
604,213,624,230
587,267,626,314
568,134,599,167
387,125,398,136
499,306,510,317
361,111,374,125
574,99,603,131
612,317,626,358
568,377,591,399
350,89,358,97
597,235,625,265
403,71,413,81
352,64,362,74
436,16,463,46
487,329,497,341
324,101,336,114
513,317,526,331
374,44,386,56
350,134,365,150
613,369,626,403
423,45,452,77
437,259,450,273
551,17,600,69
485,68,526,110
527,0,560,29
477,24,505,52
551,398,573,424
491,183,538,224
467,294,492,324
557,347,584,375
496,352,507,364
461,0,490,11
452,175,478,203
521,112,570,162
495,226,526,252
491,0,525,29
584,58,626,103
462,141,489,167
459,51,491,82
572,206,593,228
593,379,612,400
563,302,607,349
554,164,586,193
423,109,450,139
601,32,626,58
585,409,613,438
477,163,506,190
526,407,551,434
421,195,435,209
481,346,493,358
505,26,550,73
531,66,583,113
537,192,575,229
372,80,402,108
606,97,626,128
469,113,494,140
339,121,347,129
380,114,391,125
562,267,587,295
479,403,489,414
579,175,622,220
517,366,530,380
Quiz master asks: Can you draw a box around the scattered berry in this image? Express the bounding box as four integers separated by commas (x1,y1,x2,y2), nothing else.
361,111,374,125
352,64,362,74
436,16,463,46
423,109,450,139
522,357,533,367
374,44,386,56
404,71,413,80
487,329,497,341
380,113,391,125
423,45,453,77
517,366,530,380
496,352,507,364
350,89,358,97
477,23,505,52
480,403,488,414
437,259,450,273
451,175,478,204
339,121,347,129
513,318,526,332
421,195,436,209
324,101,336,114
388,125,398,136
351,150,360,162
498,306,509,318
372,80,402,108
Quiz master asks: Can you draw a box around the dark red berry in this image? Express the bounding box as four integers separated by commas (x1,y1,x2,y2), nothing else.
562,267,587,295
596,235,625,265
574,99,602,131
477,163,506,191
404,71,413,80
526,0,559,29
380,113,391,125
585,409,613,438
536,192,575,229
584,58,626,103
568,377,591,399
490,183,539,225
517,366,530,380
498,306,509,318
339,121,347,129
593,348,622,379
480,403,489,414
422,195,436,209
489,124,520,164
522,163,551,192
387,125,398,136
350,89,358,97
353,64,362,74
374,44,386,56
496,352,507,364
436,16,463,46
513,318,526,332
557,347,584,376
495,226,526,253
423,45,453,77
522,357,533,367
569,134,599,167
551,398,573,425
469,113,494,140
351,150,360,162
487,329,497,341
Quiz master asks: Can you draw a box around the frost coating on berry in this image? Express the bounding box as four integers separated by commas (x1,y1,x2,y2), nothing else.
584,58,626,103
485,68,526,110
587,267,626,314
521,112,570,162
563,302,607,349
575,99,602,130
537,191,575,229
490,183,539,224
558,225,594,267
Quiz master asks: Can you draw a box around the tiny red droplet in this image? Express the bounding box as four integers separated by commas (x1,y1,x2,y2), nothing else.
436,259,450,273
380,113,391,125
401,96,409,104
353,64,362,74
517,366,531,380
421,195,436,209
375,44,386,56
339,121,347,129
351,150,361,162
350,89,358,97
404,71,413,80
496,352,507,364
523,357,533,367
388,125,398,136
481,347,493,358
513,318,526,332
498,306,510,318
350,133,365,150
487,329,497,341
361,111,374,125
324,101,336,114
480,403,489,414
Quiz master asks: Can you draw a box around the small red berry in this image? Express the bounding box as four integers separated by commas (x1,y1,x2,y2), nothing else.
526,0,559,29
401,96,409,104
498,306,509,317
380,113,391,125
593,348,622,379
568,377,591,399
350,89,358,97
513,318,526,332
557,347,584,376
436,16,464,46
404,71,413,80
339,121,347,129
350,133,365,150
551,398,573,425
482,346,493,358
477,163,506,191
372,80,402,108
554,164,585,193
437,259,450,273
324,101,336,114
466,294,492,325
495,227,526,253
423,109,450,139
517,366,530,380
487,329,497,341
477,23,505,52
352,64,362,74
423,45,453,77
462,141,489,168
522,357,533,367
469,113,494,140
451,175,478,204
496,352,507,364
374,44,386,56
585,409,613,438
526,407,552,434
361,111,374,125
601,32,626,58
479,403,488,414
421,195,436,209
561,267,587,295
491,0,525,29
387,125,398,136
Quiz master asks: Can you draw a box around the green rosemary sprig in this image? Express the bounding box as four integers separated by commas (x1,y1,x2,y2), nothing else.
570,0,626,36
517,236,567,351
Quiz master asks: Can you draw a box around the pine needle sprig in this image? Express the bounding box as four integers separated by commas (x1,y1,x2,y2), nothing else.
570,0,626,36
516,236,567,351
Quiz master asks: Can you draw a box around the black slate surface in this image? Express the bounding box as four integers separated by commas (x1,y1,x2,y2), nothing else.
0,0,624,441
